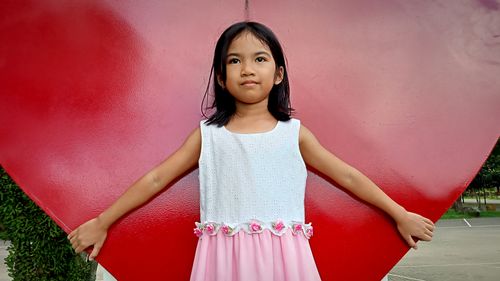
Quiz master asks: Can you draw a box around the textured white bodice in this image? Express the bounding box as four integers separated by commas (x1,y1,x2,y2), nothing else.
195,118,312,238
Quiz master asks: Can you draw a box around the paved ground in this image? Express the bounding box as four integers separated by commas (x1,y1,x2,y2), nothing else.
463,198,500,204
388,217,500,281
1,217,499,281
0,241,7,281
462,198,500,209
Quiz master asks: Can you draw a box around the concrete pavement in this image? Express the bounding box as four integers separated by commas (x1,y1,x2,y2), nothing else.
0,241,8,281
389,217,500,281
463,198,500,204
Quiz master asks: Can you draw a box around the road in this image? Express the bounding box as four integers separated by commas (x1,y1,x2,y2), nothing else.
389,217,500,281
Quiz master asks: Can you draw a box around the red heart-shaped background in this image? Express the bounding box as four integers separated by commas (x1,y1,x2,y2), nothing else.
1,0,499,280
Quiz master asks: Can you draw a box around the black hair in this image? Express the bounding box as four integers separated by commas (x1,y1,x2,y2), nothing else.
201,21,294,126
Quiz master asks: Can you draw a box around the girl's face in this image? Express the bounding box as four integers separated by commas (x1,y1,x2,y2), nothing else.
219,31,284,106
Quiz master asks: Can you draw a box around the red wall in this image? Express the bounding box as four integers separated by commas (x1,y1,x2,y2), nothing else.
1,1,499,280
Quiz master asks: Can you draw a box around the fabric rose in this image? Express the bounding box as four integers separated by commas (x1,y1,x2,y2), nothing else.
272,220,285,232
292,223,303,235
193,227,203,237
221,224,233,235
249,221,262,233
192,220,314,239
205,223,215,235
305,226,314,239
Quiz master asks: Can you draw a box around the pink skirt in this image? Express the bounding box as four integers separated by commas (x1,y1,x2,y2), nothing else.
190,229,322,281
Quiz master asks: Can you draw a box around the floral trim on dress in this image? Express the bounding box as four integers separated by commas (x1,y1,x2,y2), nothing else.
193,219,313,239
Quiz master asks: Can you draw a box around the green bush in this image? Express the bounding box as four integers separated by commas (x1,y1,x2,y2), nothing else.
0,166,97,281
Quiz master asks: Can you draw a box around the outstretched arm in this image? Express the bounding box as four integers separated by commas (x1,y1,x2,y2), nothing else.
298,124,434,249
68,127,201,259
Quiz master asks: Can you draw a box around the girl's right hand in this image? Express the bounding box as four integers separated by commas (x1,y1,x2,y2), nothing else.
68,217,108,261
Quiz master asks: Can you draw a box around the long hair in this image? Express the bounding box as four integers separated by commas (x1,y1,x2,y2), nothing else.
201,21,294,126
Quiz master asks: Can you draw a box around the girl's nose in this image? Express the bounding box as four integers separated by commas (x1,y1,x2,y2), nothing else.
241,62,255,76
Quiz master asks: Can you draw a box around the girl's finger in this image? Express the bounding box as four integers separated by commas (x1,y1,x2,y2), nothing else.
425,222,435,231
419,233,432,241
69,237,80,249
89,244,102,261
404,235,416,249
76,244,88,254
424,219,435,228
419,228,432,238
70,238,78,248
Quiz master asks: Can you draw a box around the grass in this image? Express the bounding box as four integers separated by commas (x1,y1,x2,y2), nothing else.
441,209,500,220
0,223,7,240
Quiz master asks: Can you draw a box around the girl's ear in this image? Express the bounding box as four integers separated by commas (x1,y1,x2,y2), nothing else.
217,75,225,89
274,66,284,85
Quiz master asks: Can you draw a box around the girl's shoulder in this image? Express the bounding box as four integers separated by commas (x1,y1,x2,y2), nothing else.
198,119,222,136
198,118,301,134
281,117,301,129
199,119,218,129
287,117,301,124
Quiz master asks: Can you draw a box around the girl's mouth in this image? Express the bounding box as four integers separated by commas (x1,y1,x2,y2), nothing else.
241,80,258,86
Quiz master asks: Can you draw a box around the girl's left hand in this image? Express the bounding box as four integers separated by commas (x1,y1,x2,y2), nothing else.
396,211,435,249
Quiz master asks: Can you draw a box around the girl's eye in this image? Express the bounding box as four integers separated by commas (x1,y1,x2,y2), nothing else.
256,57,267,62
228,58,240,64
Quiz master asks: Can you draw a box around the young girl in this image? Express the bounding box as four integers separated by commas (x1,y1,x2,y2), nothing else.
68,21,435,280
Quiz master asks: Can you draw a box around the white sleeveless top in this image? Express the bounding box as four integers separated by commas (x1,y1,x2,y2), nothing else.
194,118,313,239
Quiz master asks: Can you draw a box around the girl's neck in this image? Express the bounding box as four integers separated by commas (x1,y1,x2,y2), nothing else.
233,98,274,121
226,99,277,132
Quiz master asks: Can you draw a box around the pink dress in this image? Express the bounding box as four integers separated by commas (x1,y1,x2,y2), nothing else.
190,119,321,281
